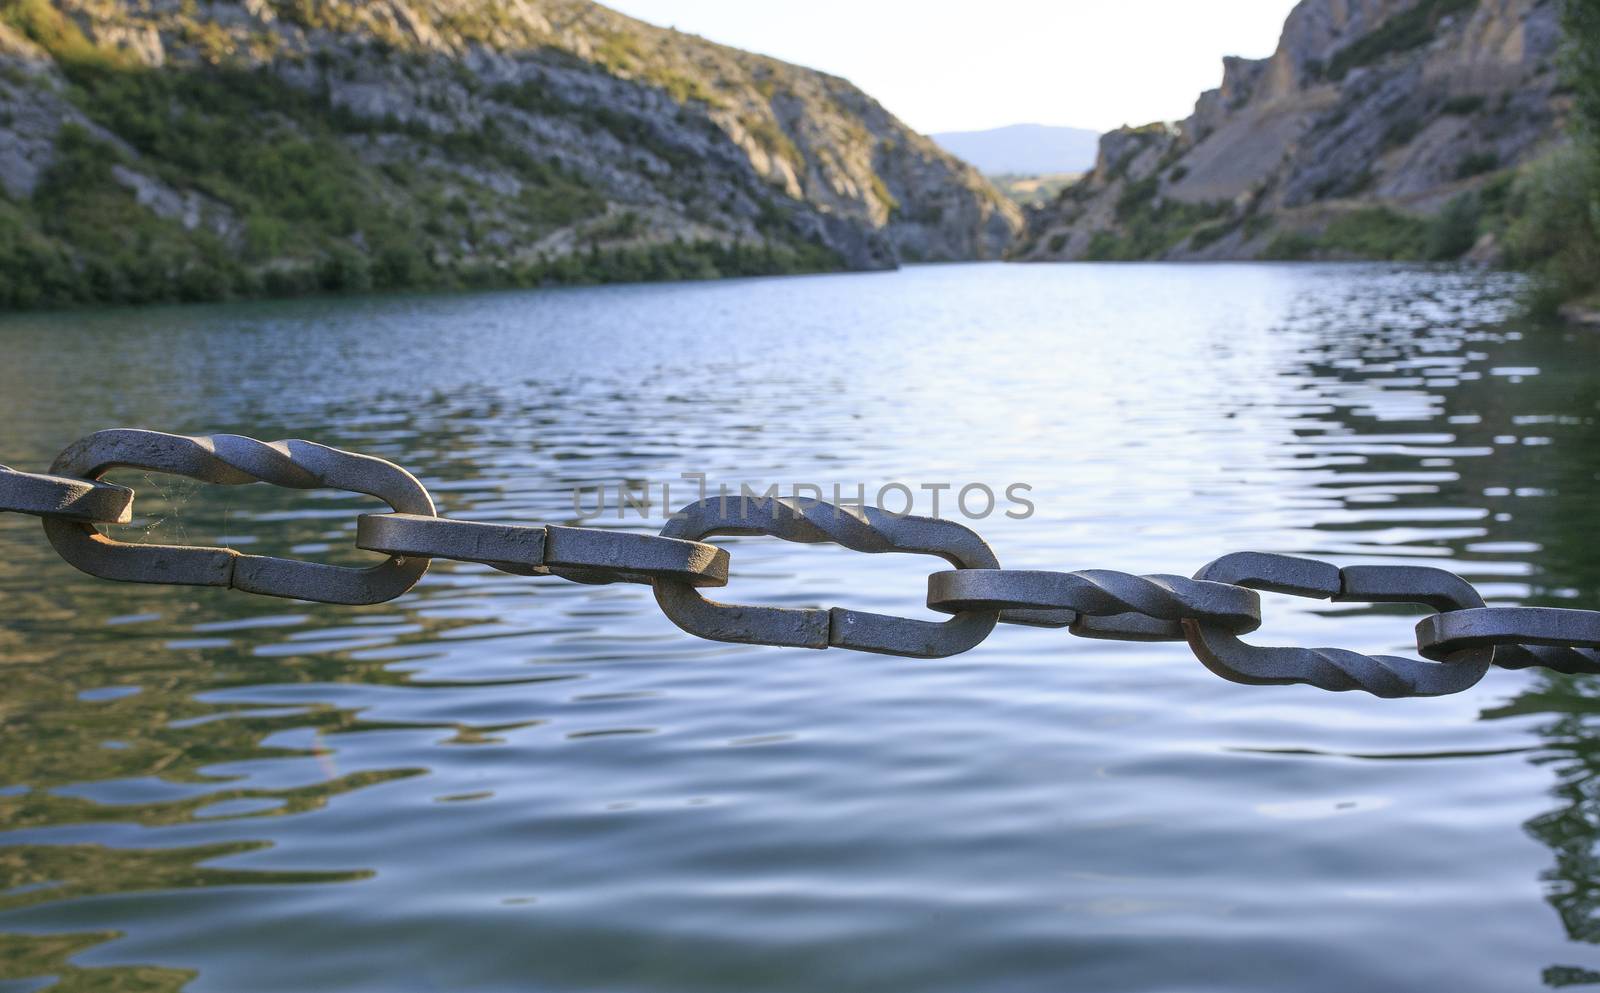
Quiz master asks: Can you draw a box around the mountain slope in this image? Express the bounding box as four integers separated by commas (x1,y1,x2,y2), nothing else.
0,0,1021,308
930,124,1100,175
1016,0,1567,262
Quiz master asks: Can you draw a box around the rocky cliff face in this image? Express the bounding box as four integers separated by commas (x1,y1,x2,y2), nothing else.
0,0,1020,307
1017,0,1568,261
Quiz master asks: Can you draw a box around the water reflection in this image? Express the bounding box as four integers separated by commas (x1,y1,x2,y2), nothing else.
0,263,1597,991
1278,276,1600,985
1485,678,1600,987
1287,283,1600,987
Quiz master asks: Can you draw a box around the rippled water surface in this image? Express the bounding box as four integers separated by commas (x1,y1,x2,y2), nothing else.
3,262,1600,992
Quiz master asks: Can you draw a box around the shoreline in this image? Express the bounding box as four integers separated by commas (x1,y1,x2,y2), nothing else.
1561,300,1600,329
0,257,1533,318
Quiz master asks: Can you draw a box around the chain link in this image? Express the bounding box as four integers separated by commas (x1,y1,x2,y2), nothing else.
355,512,730,587
8,429,1600,697
42,429,435,605
1415,607,1600,674
1,464,134,523
1183,553,1494,697
925,569,1262,639
652,495,1033,658
1479,643,1600,676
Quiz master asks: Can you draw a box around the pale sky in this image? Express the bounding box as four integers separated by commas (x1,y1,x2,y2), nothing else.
603,0,1304,134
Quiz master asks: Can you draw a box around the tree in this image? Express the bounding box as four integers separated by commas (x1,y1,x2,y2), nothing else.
1568,0,1600,147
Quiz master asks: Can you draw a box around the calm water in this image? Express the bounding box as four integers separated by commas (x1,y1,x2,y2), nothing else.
1,262,1599,992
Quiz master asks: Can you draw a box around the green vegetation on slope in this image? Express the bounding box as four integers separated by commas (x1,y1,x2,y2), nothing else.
1504,147,1600,315
1501,0,1600,316
0,1,840,310
1263,208,1429,260
1322,0,1480,81
1260,179,1513,262
1081,173,1233,260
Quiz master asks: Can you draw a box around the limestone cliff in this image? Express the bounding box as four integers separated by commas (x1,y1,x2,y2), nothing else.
1017,0,1568,261
0,0,1020,307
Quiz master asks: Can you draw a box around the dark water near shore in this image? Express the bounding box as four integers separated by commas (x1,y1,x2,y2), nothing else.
1,262,1599,992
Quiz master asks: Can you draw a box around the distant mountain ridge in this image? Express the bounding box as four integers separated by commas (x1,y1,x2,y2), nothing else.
1016,0,1569,262
930,123,1101,176
0,0,1021,308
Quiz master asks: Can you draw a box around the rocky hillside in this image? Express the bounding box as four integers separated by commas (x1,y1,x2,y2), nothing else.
1017,0,1568,262
0,0,1020,308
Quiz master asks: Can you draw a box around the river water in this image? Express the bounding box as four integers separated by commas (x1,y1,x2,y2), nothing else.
1,262,1599,991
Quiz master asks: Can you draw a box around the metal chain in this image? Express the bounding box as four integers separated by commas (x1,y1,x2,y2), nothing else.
354,512,730,587
41,429,435,605
5,428,1600,698
0,463,133,524
925,568,1262,640
1183,553,1494,698
653,494,1037,659
1415,607,1600,675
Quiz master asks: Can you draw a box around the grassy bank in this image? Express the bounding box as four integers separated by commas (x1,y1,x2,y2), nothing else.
1261,189,1507,263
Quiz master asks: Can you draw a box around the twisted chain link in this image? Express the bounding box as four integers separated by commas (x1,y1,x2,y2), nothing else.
654,494,1026,658
1183,553,1495,698
5,429,1600,698
926,569,1262,639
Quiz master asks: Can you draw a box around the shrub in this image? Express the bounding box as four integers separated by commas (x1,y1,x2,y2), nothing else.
1327,0,1479,81
1114,174,1159,220
1502,146,1600,315
1569,0,1600,143
1440,94,1487,115
746,117,801,167
1454,150,1499,179
1424,191,1482,259
1312,168,1375,199
1262,231,1317,260
1084,231,1122,260
318,245,372,292
1086,192,1232,260
1320,208,1429,257
1382,116,1420,150
868,172,899,217
1,0,140,71
1187,220,1236,251
1499,0,1600,315
1262,208,1430,260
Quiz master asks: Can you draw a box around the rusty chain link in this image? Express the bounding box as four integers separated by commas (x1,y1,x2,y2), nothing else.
5,428,1600,698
